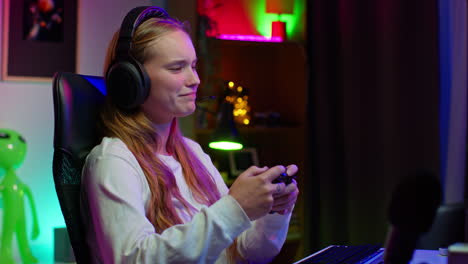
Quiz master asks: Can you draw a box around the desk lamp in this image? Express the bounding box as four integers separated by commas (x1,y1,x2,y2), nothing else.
208,101,243,150
266,0,295,41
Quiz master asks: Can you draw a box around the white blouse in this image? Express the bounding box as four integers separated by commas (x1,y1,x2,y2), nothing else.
81,137,291,264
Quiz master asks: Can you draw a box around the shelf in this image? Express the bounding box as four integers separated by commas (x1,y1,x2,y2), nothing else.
195,39,308,262
195,125,304,134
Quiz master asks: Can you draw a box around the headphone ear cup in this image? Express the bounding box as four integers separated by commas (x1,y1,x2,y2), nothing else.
106,57,150,110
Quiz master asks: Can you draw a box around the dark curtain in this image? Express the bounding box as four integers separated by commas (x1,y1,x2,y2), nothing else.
306,0,440,251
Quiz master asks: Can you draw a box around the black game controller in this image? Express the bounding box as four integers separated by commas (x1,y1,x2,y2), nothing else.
272,172,296,185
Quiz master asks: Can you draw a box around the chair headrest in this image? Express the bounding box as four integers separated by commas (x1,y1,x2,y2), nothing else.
53,72,106,163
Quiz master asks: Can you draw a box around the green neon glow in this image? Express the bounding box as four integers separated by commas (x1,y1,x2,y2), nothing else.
251,0,305,38
209,141,243,150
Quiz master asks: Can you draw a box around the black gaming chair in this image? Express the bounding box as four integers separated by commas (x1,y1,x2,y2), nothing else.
417,202,466,249
52,72,106,263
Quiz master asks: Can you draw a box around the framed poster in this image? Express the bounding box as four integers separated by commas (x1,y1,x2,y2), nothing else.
2,0,77,81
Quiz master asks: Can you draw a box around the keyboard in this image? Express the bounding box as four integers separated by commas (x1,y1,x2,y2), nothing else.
293,244,384,264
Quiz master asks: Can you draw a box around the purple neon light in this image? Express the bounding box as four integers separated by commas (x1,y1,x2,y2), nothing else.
217,34,283,42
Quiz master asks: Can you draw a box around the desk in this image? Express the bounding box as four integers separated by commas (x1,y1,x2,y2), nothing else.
294,247,447,264
410,250,447,264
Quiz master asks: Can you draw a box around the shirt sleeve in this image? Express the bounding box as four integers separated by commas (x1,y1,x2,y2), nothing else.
81,151,252,264
197,146,292,263
237,212,292,263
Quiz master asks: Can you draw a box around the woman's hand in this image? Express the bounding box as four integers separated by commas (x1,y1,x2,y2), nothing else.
271,164,299,215
228,165,287,221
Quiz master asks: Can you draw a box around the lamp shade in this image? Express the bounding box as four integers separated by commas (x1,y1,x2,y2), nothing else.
209,102,243,150
266,0,294,14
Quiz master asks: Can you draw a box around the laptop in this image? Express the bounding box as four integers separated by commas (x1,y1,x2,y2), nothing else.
292,244,384,264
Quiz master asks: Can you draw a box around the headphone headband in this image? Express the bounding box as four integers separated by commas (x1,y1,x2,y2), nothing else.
115,6,169,58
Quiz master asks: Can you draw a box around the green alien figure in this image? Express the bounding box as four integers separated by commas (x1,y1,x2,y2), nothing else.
0,129,39,264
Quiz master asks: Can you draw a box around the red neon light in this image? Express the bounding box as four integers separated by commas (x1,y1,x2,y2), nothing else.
217,34,283,42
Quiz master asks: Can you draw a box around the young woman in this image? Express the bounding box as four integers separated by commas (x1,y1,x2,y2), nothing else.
81,6,299,264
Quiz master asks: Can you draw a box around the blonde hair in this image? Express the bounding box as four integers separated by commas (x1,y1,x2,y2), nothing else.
101,16,244,263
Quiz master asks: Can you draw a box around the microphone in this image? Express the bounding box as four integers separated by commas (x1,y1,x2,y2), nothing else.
384,171,441,264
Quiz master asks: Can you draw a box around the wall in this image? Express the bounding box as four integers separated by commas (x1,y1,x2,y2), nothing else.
199,0,306,42
0,0,165,263
439,0,467,204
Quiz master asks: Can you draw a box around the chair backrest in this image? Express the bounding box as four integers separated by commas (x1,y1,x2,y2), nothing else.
52,72,106,264
417,202,466,249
